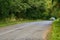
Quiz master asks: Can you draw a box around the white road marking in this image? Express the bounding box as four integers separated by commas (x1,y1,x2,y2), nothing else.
0,23,35,35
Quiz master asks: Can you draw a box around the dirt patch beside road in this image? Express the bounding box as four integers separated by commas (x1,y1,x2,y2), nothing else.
43,27,52,40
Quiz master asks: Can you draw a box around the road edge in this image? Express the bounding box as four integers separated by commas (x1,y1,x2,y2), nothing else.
42,26,52,40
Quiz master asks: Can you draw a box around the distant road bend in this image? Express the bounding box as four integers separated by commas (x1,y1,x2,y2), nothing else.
0,21,52,40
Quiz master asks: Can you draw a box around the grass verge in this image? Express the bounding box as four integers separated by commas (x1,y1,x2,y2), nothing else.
0,19,41,28
48,19,60,40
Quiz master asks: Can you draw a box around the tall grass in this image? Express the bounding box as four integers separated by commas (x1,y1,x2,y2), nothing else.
48,19,60,40
0,19,41,28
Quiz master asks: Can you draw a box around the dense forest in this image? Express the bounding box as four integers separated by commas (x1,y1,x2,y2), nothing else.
0,0,60,21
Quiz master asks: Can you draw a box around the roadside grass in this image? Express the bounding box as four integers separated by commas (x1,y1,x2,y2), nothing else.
0,19,41,28
48,19,60,40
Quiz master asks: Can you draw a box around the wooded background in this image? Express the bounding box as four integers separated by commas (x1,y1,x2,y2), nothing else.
0,0,60,21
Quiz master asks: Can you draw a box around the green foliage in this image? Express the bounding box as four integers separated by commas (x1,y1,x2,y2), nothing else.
48,19,60,40
0,0,60,21
52,0,60,18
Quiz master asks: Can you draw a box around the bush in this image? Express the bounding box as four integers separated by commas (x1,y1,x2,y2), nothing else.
49,18,60,40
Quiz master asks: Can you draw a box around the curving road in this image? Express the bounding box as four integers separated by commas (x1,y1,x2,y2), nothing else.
0,21,52,40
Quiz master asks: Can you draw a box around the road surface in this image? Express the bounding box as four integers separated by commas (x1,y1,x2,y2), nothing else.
0,21,52,40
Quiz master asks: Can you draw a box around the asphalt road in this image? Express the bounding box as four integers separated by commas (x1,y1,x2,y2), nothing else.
0,21,52,40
